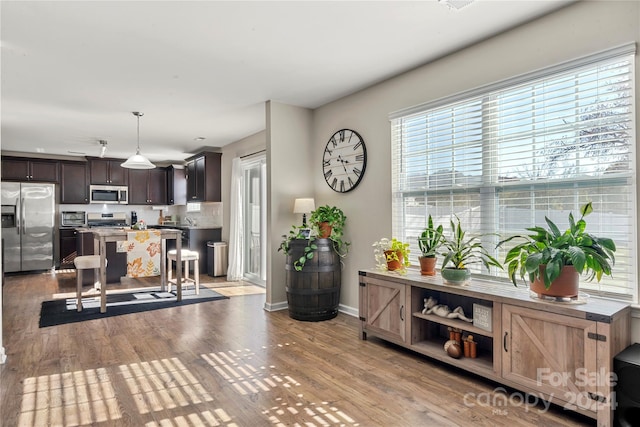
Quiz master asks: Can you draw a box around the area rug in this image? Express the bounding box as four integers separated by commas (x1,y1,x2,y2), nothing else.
39,287,228,328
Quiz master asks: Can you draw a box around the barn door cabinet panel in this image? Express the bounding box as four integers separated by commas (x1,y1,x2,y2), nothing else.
358,269,631,427
1,156,59,182
88,158,128,185
129,168,167,205
185,152,221,202
60,161,89,204
359,274,408,344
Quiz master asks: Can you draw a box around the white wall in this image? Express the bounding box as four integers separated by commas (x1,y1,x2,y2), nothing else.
266,101,314,309
291,0,640,336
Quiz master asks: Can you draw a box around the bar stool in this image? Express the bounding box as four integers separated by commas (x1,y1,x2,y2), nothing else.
167,249,200,295
74,255,107,312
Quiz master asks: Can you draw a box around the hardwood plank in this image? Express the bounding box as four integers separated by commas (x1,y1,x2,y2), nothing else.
0,271,595,426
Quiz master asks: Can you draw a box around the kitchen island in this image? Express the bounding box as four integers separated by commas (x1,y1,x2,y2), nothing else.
91,227,182,313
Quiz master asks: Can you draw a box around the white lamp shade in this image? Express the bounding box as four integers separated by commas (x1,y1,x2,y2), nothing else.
121,150,156,169
293,198,315,214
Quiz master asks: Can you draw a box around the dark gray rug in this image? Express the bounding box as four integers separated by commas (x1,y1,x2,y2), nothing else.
39,287,228,327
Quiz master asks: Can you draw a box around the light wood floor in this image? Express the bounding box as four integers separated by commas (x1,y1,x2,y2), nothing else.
1,271,594,427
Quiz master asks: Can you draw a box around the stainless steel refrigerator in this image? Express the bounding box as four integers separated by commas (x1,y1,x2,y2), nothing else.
1,182,55,272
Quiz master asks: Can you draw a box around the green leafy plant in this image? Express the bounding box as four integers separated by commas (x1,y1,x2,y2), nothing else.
279,205,350,271
497,202,616,289
440,215,502,272
418,215,444,258
308,205,350,256
372,238,411,272
278,225,318,271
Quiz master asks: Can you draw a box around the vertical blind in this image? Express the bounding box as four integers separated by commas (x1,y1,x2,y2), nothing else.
390,44,636,301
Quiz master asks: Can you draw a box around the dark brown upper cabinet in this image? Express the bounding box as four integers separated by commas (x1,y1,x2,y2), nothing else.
185,152,221,202
1,157,59,182
60,161,89,204
88,157,128,185
128,168,167,205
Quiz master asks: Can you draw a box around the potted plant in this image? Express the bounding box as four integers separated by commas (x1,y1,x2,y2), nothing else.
309,205,346,239
440,215,502,285
497,202,616,298
417,214,443,276
372,238,411,273
279,205,350,271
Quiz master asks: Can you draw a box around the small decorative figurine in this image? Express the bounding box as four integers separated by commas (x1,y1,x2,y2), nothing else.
422,297,473,322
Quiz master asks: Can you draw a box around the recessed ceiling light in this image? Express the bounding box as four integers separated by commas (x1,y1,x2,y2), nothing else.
36,148,45,153
194,137,206,141
439,0,474,11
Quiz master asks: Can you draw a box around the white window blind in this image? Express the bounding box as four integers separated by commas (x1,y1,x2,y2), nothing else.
390,45,636,302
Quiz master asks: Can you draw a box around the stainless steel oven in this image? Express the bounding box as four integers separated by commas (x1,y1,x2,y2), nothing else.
61,211,86,227
89,185,128,204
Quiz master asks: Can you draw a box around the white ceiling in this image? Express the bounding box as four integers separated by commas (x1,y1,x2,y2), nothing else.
1,0,573,163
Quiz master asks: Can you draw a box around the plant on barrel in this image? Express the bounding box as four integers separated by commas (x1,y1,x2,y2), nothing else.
497,202,615,297
418,214,444,276
279,205,349,271
440,215,502,285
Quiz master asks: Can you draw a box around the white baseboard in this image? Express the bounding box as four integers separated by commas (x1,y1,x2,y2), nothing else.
263,301,288,312
0,347,6,364
263,301,359,318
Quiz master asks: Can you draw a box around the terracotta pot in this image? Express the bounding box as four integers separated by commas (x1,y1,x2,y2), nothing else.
441,268,471,285
419,256,437,276
530,265,579,298
318,222,332,238
384,250,403,271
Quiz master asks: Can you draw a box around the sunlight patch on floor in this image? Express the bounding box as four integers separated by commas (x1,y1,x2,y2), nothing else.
201,349,299,396
263,396,360,427
144,409,239,427
118,357,214,415
18,368,121,426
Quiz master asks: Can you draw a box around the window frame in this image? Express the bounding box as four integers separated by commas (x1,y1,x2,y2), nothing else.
389,44,637,303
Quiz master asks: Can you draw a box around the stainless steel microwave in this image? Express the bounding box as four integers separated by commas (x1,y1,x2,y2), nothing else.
89,185,128,204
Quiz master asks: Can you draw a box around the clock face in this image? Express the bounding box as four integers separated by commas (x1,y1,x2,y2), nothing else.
323,129,367,193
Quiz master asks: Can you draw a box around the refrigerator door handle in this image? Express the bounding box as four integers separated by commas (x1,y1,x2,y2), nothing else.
15,197,21,235
21,197,26,235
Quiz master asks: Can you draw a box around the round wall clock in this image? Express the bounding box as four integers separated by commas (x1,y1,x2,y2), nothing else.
322,129,367,193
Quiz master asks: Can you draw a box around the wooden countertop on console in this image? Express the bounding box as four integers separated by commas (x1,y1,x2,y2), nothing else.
359,268,630,321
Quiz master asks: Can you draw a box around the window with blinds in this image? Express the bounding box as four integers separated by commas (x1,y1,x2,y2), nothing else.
390,45,636,302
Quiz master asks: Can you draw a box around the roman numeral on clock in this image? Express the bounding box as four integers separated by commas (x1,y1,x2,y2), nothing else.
340,180,345,192
323,159,331,167
331,177,338,190
324,170,332,180
353,167,362,177
339,130,345,142
355,154,364,161
348,176,354,188
353,141,362,151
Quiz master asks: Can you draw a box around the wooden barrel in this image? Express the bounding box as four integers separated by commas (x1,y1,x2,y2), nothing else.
285,238,341,321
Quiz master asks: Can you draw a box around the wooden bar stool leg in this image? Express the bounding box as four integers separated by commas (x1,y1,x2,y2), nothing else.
194,258,200,295
184,260,189,282
167,258,173,293
76,269,83,312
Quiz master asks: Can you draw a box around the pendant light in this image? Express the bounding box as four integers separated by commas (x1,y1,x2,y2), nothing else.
121,111,155,169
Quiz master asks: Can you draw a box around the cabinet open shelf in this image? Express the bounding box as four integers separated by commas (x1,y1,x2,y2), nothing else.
412,311,493,338
411,340,494,376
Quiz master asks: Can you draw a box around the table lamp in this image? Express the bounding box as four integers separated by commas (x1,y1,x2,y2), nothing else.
293,198,315,227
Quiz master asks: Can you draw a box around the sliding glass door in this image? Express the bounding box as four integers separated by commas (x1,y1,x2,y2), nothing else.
242,156,266,285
